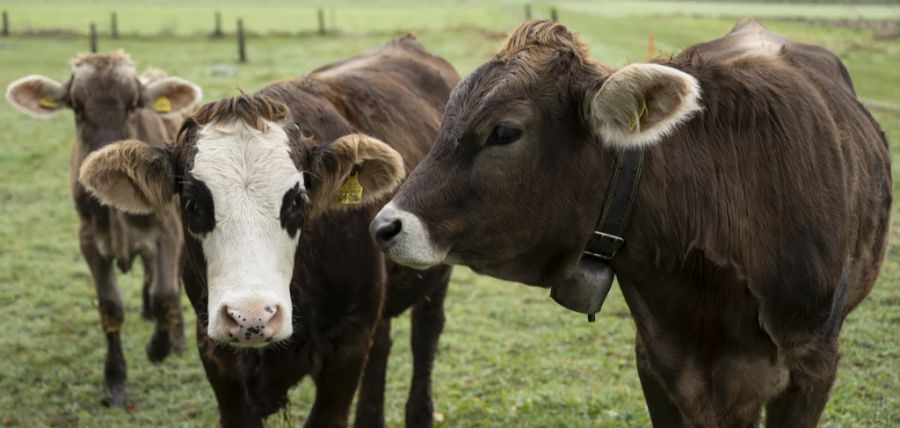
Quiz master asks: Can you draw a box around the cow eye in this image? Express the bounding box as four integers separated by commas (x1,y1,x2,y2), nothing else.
485,123,523,147
182,197,211,235
182,198,198,232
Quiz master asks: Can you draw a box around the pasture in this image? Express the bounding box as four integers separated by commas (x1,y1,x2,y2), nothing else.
0,1,898,426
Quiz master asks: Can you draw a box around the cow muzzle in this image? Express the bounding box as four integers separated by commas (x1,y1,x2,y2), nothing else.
208,295,291,347
370,202,448,269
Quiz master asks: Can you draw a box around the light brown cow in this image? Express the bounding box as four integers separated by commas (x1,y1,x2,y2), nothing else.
372,20,891,427
6,50,201,407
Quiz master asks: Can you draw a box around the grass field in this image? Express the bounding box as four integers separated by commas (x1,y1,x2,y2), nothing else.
0,1,898,427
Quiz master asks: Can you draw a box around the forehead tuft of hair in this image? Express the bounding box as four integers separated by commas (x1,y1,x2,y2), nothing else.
496,20,590,66
70,49,134,70
191,94,290,132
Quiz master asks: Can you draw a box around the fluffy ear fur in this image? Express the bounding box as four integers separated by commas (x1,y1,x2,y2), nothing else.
142,77,202,114
588,63,702,147
305,133,405,216
79,139,176,214
5,75,68,118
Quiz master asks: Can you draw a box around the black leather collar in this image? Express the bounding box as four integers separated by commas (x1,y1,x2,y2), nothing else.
584,147,646,263
549,147,645,322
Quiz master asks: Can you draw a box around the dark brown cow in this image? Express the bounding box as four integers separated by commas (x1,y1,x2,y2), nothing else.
79,37,458,427
6,51,201,407
372,20,891,427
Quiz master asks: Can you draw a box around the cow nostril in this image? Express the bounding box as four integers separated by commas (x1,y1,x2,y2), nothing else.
266,306,284,336
220,306,242,331
374,219,402,246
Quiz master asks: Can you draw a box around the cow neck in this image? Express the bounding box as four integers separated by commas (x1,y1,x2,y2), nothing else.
549,147,646,322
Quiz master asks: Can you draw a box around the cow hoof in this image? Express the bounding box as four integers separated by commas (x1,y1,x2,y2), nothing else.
353,418,386,428
145,332,172,363
170,331,187,354
404,402,434,428
101,383,128,408
140,306,153,321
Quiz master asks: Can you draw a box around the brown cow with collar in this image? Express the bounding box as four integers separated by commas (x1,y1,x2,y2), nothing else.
372,20,891,427
79,37,457,427
6,51,201,407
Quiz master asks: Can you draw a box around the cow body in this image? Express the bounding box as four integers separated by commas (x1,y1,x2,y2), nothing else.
71,102,187,344
372,20,890,427
7,52,202,407
180,37,457,427
612,20,891,427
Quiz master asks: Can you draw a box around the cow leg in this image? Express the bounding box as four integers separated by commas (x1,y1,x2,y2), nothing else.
308,332,370,428
354,318,392,428
80,230,128,408
635,335,687,428
765,265,848,427
764,341,839,428
197,326,263,428
405,279,448,428
144,237,186,362
140,267,152,320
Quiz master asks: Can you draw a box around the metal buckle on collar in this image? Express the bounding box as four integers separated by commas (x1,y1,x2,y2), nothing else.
583,231,624,260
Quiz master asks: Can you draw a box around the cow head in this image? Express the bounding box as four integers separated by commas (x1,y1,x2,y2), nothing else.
6,50,201,150
78,94,405,347
372,20,701,287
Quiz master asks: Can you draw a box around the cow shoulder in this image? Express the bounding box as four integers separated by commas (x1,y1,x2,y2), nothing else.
305,38,458,165
681,19,855,95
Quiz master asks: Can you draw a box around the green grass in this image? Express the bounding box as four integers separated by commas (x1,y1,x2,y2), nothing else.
0,1,898,427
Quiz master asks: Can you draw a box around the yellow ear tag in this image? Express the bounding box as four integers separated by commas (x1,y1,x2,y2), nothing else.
38,97,58,109
336,172,364,205
153,96,171,113
629,99,648,131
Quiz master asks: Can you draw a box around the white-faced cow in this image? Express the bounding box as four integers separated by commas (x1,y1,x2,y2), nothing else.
372,20,891,427
79,37,458,427
6,50,201,407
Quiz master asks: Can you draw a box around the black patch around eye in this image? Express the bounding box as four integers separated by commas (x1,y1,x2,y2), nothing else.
280,182,307,239
182,174,215,235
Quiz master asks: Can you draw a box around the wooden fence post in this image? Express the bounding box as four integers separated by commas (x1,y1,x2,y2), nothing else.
648,33,655,58
237,19,246,63
213,11,223,38
525,4,532,20
550,7,558,22
90,23,97,52
1,11,8,37
329,7,336,33
111,12,118,38
318,8,326,35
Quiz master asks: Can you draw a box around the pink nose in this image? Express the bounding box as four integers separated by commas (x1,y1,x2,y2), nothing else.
218,303,284,345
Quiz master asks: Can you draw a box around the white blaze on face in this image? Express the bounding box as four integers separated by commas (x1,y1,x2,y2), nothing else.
191,119,301,344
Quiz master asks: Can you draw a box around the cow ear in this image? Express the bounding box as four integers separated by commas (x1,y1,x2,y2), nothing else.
587,63,701,147
5,75,68,118
79,139,176,214
305,133,405,216
142,77,202,114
